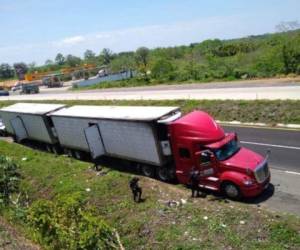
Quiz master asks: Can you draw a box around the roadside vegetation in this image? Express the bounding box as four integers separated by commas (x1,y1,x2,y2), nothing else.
1,29,300,88
0,99,299,125
0,141,299,249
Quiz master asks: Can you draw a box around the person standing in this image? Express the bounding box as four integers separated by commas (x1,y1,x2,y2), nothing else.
189,167,203,198
129,177,142,202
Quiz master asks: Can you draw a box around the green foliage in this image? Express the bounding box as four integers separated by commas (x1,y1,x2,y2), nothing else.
55,53,65,66
0,155,20,206
65,54,82,67
27,193,118,249
0,63,15,79
151,58,175,81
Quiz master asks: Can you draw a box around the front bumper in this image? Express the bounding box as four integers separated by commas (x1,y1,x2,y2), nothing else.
240,176,270,198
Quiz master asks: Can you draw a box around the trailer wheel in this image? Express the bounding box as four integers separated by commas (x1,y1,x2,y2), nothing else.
46,145,52,153
221,182,241,200
73,150,82,160
157,167,171,182
141,164,155,178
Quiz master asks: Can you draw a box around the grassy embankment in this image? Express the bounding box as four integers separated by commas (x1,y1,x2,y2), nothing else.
0,141,300,249
0,99,300,125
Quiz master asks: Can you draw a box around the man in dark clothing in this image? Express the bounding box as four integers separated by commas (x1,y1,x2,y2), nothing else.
129,177,142,202
189,168,203,198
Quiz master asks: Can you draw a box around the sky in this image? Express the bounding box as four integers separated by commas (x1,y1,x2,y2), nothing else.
0,0,299,65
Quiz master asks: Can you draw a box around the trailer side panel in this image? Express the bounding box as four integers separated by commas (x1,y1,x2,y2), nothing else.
0,111,54,144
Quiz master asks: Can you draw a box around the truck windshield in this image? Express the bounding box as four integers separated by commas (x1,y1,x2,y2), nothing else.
213,140,240,161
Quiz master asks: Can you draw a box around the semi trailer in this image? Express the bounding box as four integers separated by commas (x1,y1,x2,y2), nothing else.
0,103,65,151
0,103,270,199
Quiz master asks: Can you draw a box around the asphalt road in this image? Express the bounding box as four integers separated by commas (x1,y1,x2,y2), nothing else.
223,125,300,172
3,82,300,100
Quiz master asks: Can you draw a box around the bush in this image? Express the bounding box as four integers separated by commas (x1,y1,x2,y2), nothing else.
27,193,119,249
151,58,176,81
0,155,20,206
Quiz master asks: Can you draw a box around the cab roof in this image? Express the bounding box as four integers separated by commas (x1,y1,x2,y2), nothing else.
170,110,225,143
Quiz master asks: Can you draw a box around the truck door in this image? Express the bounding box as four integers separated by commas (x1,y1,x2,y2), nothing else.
10,117,28,142
195,150,215,177
84,125,105,159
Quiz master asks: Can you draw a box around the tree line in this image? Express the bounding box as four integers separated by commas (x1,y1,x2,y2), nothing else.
1,29,300,82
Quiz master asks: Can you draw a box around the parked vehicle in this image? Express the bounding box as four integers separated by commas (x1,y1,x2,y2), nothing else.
42,75,63,88
21,83,39,94
11,82,22,92
0,87,9,96
0,103,270,199
0,103,65,152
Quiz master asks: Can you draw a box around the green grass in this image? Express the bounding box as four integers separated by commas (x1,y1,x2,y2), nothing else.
0,99,300,124
0,141,299,249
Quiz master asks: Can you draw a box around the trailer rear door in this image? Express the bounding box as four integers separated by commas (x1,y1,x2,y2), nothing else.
84,125,105,159
10,117,28,142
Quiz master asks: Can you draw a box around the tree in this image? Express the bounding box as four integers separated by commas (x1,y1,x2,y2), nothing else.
101,48,113,65
45,59,54,65
13,62,28,80
84,49,96,62
55,53,65,65
0,64,15,79
135,47,149,68
0,156,20,206
65,54,82,67
151,58,175,80
28,62,36,73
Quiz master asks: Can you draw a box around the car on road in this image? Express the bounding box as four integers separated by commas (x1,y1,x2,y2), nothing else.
20,84,39,94
11,82,22,92
0,88,9,96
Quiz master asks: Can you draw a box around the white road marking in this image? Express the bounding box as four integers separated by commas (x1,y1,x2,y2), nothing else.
284,171,300,176
240,141,300,150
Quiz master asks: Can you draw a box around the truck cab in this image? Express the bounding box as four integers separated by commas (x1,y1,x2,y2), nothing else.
169,111,270,199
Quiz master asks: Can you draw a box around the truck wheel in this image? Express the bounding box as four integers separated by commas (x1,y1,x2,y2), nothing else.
141,164,155,178
46,145,52,153
157,167,171,182
221,182,241,200
73,150,82,160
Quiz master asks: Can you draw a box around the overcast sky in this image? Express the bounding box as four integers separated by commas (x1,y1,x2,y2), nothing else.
0,0,299,65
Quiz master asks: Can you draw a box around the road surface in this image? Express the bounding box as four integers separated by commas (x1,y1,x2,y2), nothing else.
3,80,300,101
222,125,300,215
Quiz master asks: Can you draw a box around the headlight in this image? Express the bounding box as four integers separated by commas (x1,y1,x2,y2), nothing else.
243,179,254,186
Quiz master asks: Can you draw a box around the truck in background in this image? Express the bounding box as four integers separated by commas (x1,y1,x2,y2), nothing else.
0,103,270,199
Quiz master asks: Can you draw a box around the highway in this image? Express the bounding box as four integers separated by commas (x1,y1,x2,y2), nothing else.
222,125,300,215
223,125,300,172
2,81,300,101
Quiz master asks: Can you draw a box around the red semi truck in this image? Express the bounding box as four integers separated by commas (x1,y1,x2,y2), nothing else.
0,104,270,199
169,110,270,199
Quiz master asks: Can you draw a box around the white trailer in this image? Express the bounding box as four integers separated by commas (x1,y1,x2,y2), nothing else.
50,106,180,167
0,103,65,144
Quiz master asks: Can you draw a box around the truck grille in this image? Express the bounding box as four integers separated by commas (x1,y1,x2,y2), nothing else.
254,160,269,183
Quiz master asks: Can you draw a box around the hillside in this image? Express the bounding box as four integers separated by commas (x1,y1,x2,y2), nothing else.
0,137,299,249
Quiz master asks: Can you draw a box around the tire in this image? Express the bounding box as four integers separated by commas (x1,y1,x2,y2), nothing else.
46,145,52,153
73,150,82,160
141,164,155,178
221,182,241,200
157,167,171,182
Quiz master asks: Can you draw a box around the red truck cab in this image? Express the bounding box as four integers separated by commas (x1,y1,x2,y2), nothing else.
168,111,270,199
